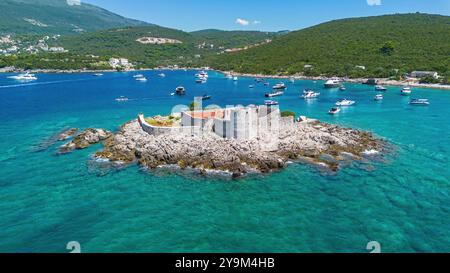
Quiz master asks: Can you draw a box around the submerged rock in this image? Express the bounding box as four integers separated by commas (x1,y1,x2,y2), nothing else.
59,128,112,154
92,119,385,177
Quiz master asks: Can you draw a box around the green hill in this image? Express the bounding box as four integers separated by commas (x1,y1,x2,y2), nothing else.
0,0,148,35
209,13,450,78
190,29,277,49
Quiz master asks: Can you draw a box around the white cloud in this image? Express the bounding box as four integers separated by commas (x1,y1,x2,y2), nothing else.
367,0,381,6
67,0,81,6
235,18,250,26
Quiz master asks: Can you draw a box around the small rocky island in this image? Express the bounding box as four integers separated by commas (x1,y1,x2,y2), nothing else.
57,105,385,178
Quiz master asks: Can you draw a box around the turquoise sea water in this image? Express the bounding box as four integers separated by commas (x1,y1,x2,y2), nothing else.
0,70,449,253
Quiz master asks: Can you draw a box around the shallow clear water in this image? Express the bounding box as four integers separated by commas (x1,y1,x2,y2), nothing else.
0,70,449,253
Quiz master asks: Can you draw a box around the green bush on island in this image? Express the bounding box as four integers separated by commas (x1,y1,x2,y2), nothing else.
145,118,174,127
281,111,296,118
189,102,200,111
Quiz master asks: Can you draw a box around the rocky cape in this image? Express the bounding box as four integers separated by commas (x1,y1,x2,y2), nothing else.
54,118,387,178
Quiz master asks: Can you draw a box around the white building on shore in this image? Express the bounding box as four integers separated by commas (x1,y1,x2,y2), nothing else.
410,71,439,79
109,58,134,70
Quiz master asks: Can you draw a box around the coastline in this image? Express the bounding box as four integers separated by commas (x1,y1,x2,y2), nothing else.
217,70,450,90
1,66,449,90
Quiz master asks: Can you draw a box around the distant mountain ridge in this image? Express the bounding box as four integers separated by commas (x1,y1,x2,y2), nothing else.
0,0,149,34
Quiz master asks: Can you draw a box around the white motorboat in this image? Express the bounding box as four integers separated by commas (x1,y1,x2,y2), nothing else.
195,71,209,79
272,83,287,90
158,73,166,77
328,107,341,115
374,94,384,101
401,87,412,95
136,77,148,82
324,78,341,88
265,91,284,98
233,76,239,81
133,74,144,78
336,99,356,106
93,73,103,77
8,72,37,81
115,96,129,102
196,77,207,83
409,99,430,106
339,86,347,91
226,74,233,79
302,90,320,99
375,85,387,91
265,100,279,106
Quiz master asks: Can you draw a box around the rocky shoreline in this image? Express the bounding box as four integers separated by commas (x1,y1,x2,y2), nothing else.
57,118,386,178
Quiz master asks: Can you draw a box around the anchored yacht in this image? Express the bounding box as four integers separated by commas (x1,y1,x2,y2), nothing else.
336,99,356,106
302,90,320,99
324,78,341,88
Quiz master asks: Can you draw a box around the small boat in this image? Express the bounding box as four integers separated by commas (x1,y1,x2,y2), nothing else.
175,86,185,95
401,87,412,95
133,74,144,78
273,83,287,90
375,85,387,91
255,78,264,83
93,73,103,77
226,74,233,79
265,100,279,106
249,85,255,88
201,95,211,100
324,78,341,88
265,91,284,98
328,107,341,115
302,90,320,99
374,94,384,101
336,99,356,106
196,78,207,83
158,73,166,77
115,96,129,102
409,99,430,106
289,77,295,83
195,71,209,79
8,72,37,81
339,86,346,91
264,82,270,86
233,76,239,81
136,77,148,82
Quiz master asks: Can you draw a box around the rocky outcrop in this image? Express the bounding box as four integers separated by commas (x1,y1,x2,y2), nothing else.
58,128,78,141
59,128,112,154
93,119,385,177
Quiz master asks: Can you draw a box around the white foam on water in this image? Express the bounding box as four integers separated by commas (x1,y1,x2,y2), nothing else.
363,149,380,155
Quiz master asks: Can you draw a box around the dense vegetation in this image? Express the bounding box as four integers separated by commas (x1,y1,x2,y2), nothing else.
0,26,276,70
208,13,450,79
50,27,276,68
0,0,148,35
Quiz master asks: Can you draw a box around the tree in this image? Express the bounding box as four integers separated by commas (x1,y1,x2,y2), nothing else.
380,41,395,55
189,101,200,111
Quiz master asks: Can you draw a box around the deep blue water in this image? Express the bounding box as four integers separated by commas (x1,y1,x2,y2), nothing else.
0,70,449,253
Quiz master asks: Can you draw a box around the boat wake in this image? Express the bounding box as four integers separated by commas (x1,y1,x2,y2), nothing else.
0,78,96,89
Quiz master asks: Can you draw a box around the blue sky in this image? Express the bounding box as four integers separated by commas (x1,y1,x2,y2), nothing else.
81,0,450,31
